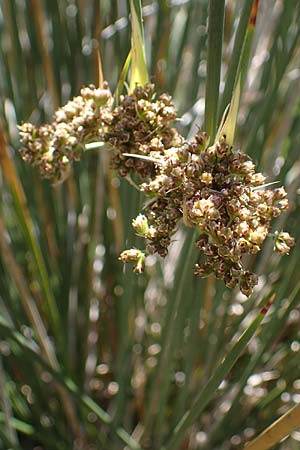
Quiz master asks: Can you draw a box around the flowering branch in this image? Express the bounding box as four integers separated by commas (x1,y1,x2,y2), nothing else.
18,83,294,296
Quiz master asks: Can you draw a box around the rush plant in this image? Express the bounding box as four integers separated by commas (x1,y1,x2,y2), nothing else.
0,1,300,450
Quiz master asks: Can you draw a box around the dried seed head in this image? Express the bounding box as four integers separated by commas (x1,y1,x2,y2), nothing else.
105,83,181,179
274,231,295,255
239,271,258,297
119,249,145,273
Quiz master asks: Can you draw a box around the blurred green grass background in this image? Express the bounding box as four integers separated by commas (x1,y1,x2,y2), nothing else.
1,1,300,449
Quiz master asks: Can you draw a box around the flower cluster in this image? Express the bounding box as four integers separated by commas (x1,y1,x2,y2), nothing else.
104,83,183,179
124,133,294,295
19,84,112,181
119,248,145,274
18,83,294,295
184,136,292,295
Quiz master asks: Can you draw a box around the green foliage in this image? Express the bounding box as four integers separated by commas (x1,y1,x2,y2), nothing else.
0,1,300,450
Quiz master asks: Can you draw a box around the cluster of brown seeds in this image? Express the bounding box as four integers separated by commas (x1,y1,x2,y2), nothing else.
104,83,183,179
120,131,294,296
19,83,294,296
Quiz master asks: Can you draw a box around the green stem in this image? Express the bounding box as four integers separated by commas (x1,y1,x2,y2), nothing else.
142,229,196,443
0,315,144,450
204,0,225,140
163,296,273,450
218,0,255,121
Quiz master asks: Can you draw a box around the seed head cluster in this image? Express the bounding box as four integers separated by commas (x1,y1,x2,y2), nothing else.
183,136,291,295
19,84,112,181
19,83,294,296
104,83,183,179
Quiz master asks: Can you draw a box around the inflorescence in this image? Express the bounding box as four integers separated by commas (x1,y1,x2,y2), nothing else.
19,84,112,181
19,83,294,296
